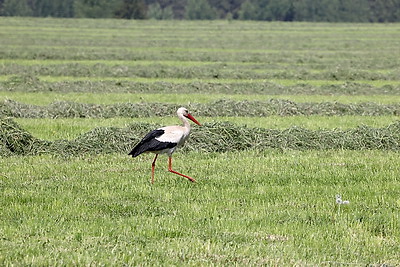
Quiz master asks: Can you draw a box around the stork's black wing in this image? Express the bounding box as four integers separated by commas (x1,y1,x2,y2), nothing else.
128,129,176,157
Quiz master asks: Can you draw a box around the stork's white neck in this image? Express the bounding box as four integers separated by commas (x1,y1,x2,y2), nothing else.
178,113,191,130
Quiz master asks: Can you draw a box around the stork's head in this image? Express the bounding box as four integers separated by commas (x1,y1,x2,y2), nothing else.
177,107,201,126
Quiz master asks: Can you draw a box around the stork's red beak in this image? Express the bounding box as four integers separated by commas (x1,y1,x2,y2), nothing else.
186,113,201,126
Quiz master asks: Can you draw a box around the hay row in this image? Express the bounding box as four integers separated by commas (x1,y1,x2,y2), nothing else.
1,79,400,95
1,119,399,157
2,64,400,81
2,99,400,118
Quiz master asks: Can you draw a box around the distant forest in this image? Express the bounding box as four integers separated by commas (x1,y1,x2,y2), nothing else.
1,0,399,22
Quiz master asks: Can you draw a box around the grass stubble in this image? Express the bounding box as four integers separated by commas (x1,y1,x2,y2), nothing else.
1,150,399,265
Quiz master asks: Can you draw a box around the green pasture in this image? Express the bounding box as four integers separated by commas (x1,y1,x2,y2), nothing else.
2,92,400,105
1,151,399,265
1,17,400,265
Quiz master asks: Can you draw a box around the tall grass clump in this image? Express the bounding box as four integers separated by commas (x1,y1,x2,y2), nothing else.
0,118,48,156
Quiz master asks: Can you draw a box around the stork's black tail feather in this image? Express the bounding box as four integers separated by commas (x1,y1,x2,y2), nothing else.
128,148,141,157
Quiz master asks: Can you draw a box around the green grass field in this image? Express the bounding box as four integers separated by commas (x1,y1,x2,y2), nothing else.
1,151,400,265
2,92,400,105
1,17,400,265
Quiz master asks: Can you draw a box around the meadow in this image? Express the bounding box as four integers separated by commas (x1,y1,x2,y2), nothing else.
1,17,400,265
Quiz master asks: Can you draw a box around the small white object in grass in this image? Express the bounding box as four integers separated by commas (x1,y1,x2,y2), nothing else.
336,194,350,205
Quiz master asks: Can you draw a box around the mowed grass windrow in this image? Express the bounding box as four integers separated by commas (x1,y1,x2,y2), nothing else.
12,115,399,141
0,17,400,265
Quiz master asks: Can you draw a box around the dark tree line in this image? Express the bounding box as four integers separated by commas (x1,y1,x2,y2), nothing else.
1,0,399,22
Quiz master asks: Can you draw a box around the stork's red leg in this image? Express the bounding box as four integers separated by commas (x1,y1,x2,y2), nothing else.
151,154,158,184
168,156,196,182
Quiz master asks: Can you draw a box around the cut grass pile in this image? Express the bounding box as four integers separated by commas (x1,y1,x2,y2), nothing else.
1,118,400,157
1,61,400,81
2,77,400,95
2,99,400,118
12,116,400,141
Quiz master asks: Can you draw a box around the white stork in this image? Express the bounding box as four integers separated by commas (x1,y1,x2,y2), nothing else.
128,107,201,183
